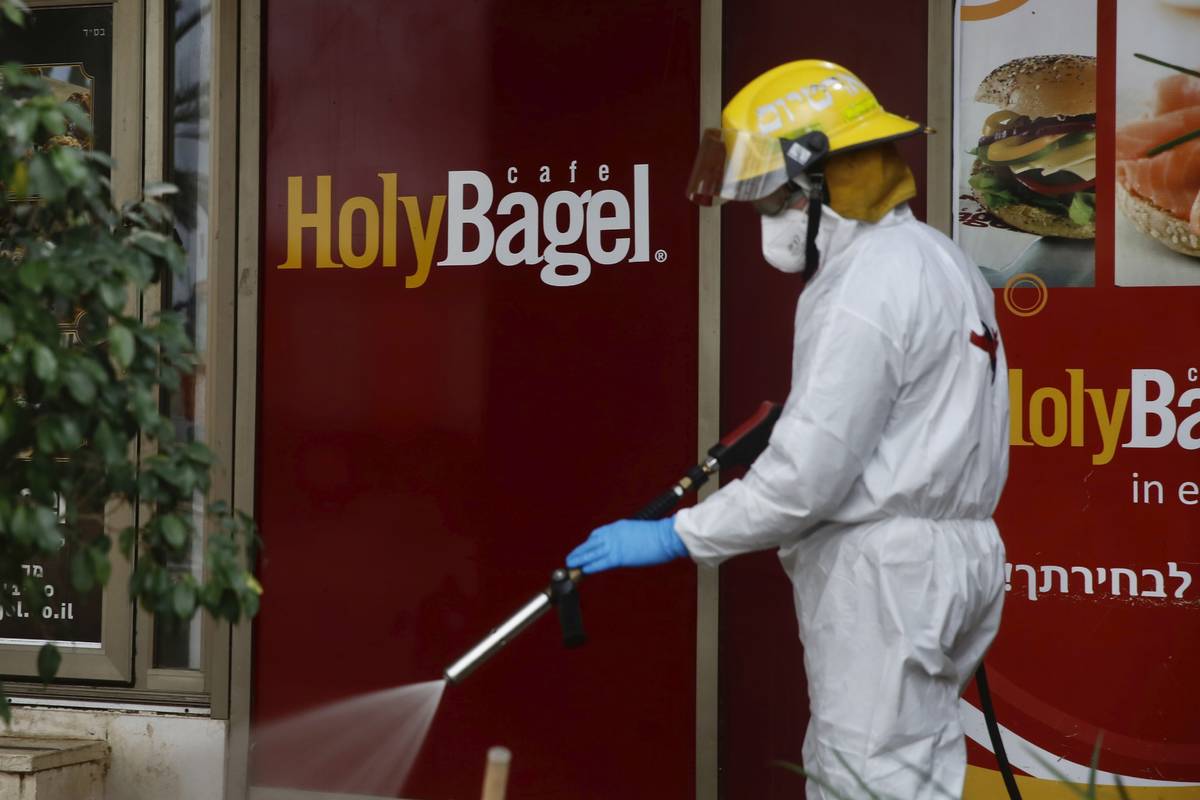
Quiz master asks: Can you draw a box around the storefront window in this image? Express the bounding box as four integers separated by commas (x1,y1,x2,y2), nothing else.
154,0,211,671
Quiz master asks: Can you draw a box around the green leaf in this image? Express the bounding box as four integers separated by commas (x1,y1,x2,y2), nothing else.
172,582,196,618
63,369,96,404
0,305,14,343
49,146,89,187
27,154,64,203
10,506,59,551
219,590,241,623
31,345,57,381
128,230,173,259
59,102,92,136
1069,192,1096,226
40,107,66,136
185,441,215,466
1088,735,1103,797
8,159,28,198
88,547,111,585
36,643,60,684
160,514,188,549
53,417,82,450
108,326,135,368
0,691,10,725
18,258,50,291
98,281,127,312
3,3,26,26
968,172,1019,209
118,526,137,556
70,550,95,592
8,105,40,143
240,590,260,618
93,421,125,465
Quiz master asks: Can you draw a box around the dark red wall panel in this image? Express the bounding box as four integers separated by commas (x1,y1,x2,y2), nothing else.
254,3,700,798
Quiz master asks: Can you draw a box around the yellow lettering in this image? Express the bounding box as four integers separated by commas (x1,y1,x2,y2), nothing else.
1009,369,1032,446
338,196,380,269
1067,369,1085,447
378,173,397,267
279,175,342,269
1087,387,1129,466
400,195,446,289
1030,387,1067,447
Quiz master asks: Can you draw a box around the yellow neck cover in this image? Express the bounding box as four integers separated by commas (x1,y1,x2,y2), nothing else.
825,142,916,223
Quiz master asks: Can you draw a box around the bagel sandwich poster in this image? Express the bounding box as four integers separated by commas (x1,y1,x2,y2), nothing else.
955,0,1097,288
1115,0,1200,285
954,1,1200,797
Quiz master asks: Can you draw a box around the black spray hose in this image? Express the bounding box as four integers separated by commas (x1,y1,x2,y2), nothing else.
976,663,1022,800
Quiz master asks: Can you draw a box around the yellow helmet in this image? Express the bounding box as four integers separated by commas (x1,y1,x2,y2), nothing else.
686,60,922,207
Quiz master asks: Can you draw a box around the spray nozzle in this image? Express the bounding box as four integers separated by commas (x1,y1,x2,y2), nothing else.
549,568,586,649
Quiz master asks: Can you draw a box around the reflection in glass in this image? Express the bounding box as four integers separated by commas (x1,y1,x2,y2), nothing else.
154,0,210,671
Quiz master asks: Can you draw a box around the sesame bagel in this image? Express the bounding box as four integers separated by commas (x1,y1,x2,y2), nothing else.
974,54,1097,118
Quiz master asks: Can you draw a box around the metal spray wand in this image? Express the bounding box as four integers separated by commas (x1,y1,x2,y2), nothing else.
443,402,783,684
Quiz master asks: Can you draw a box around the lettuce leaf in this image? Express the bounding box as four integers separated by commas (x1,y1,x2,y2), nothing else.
1069,192,1096,226
968,171,1020,208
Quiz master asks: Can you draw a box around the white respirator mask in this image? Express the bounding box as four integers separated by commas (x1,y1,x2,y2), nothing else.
760,207,813,274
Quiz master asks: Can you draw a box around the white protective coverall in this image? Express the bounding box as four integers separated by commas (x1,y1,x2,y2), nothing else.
674,202,1009,799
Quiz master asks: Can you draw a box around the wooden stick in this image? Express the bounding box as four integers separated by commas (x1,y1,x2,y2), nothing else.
481,746,512,800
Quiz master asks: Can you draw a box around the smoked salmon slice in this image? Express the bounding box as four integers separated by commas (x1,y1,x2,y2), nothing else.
1155,73,1200,116
1117,105,1200,236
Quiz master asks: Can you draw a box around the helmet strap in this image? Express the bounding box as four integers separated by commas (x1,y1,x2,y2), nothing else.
801,173,825,282
780,131,831,282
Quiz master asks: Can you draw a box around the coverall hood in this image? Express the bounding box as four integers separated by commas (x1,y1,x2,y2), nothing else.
826,141,917,223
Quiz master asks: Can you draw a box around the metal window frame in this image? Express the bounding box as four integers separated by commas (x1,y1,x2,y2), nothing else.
928,0,955,236
136,0,238,707
695,5,721,800
225,0,262,791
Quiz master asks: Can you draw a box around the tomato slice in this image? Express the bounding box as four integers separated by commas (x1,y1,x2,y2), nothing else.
1013,171,1096,196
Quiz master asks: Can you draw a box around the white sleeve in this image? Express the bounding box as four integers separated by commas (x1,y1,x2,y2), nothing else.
674,303,903,566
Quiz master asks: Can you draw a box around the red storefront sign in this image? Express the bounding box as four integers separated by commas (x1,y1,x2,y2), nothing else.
254,2,701,798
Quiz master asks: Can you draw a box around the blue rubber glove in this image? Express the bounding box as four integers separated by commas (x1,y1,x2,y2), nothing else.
566,516,689,575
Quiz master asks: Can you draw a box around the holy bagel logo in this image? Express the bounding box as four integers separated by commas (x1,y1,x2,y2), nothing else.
276,162,658,287
1011,368,1200,465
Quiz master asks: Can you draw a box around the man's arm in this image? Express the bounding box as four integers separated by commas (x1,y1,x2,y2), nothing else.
675,301,904,566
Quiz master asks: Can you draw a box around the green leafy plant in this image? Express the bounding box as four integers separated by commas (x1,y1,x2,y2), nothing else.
0,0,259,718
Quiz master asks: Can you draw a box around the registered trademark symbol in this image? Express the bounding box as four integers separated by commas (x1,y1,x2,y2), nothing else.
654,249,668,263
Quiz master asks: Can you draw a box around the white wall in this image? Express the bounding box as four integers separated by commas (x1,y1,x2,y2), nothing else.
7,706,226,800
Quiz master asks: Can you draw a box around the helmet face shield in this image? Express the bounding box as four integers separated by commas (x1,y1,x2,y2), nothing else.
752,182,810,217
685,128,790,206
